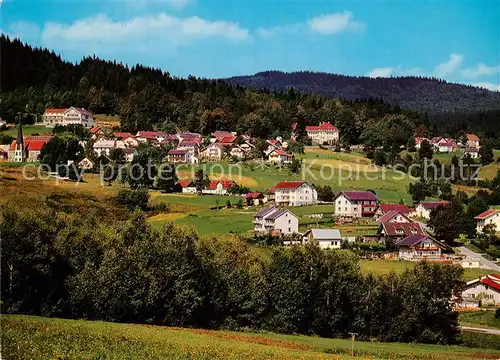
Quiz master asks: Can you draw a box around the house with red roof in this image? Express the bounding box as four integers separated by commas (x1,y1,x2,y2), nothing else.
377,211,413,224
333,191,379,218
466,133,480,149
475,208,500,234
245,192,265,206
8,135,53,162
176,179,196,194
273,181,317,206
461,274,500,306
113,132,132,140
395,234,445,261
305,122,339,145
43,107,93,128
465,147,480,159
200,142,224,161
374,203,411,219
414,201,451,220
379,222,425,242
202,179,236,195
267,148,294,164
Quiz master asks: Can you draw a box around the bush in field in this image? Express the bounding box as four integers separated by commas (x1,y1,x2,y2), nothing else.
116,189,149,210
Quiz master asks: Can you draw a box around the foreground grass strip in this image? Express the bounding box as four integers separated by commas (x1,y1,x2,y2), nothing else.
2,315,500,360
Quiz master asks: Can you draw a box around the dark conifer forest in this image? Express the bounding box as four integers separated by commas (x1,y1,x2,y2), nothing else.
1,35,499,139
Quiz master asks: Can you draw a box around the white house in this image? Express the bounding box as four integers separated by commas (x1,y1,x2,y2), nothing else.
78,157,95,170
253,207,299,235
177,180,197,194
475,209,500,233
414,201,451,220
466,134,480,149
202,179,235,195
93,139,116,157
267,149,294,164
167,149,192,164
377,211,412,223
305,122,339,145
273,181,317,206
461,274,500,306
43,107,93,128
200,143,224,161
333,191,379,218
300,229,343,249
395,234,444,261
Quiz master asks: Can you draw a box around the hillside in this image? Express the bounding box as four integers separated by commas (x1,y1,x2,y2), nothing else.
224,71,500,133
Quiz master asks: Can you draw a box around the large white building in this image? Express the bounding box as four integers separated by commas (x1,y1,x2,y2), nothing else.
43,107,93,128
475,209,500,233
273,181,317,207
253,207,299,235
305,122,339,145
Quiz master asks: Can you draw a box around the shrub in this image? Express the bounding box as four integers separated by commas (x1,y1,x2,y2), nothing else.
116,189,149,210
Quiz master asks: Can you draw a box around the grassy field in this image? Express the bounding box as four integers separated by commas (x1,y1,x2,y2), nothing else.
359,260,495,281
0,124,53,137
3,315,500,360
459,311,500,330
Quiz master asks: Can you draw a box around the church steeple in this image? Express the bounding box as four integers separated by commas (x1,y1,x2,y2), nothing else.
13,117,25,162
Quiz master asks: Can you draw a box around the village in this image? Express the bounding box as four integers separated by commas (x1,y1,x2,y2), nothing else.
1,106,499,311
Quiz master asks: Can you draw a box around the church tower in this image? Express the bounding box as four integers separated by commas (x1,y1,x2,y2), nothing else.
13,119,25,162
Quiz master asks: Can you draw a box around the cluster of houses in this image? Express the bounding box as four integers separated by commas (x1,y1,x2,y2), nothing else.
87,128,297,165
415,133,481,158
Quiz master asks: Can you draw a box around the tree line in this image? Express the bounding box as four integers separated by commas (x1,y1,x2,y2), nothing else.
1,199,465,345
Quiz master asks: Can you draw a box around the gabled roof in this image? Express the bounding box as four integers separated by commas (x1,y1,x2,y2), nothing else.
177,179,194,188
475,208,500,220
418,201,451,210
90,127,101,134
168,149,189,155
178,141,199,147
378,211,412,223
481,277,500,291
114,132,132,139
304,229,342,240
306,122,338,132
414,137,428,144
71,107,92,116
439,142,456,147
209,179,235,189
378,203,410,214
219,135,238,144
337,191,378,202
381,222,424,237
245,192,263,199
212,131,232,139
44,108,67,114
255,206,276,218
267,139,282,146
274,149,293,157
266,208,298,220
466,134,480,141
273,181,307,190
395,234,442,248
27,139,47,151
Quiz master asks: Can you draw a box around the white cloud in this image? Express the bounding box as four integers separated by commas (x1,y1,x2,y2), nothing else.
433,53,464,77
41,13,249,52
309,11,364,35
462,63,500,78
367,67,393,78
8,21,40,43
471,82,500,92
257,23,303,38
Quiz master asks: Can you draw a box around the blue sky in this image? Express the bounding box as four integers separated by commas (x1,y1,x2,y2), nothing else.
2,0,500,90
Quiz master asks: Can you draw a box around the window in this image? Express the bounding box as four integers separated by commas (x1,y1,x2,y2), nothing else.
331,241,334,245
288,228,291,232
288,220,291,224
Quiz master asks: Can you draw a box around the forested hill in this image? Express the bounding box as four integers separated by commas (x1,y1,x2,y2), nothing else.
1,35,499,139
224,71,500,115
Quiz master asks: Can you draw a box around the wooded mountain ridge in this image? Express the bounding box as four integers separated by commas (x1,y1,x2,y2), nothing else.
223,71,500,115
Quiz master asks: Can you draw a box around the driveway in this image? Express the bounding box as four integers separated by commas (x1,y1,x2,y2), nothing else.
461,326,500,336
458,246,500,272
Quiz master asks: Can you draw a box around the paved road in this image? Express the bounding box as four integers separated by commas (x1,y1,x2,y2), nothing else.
461,326,500,336
458,246,500,272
